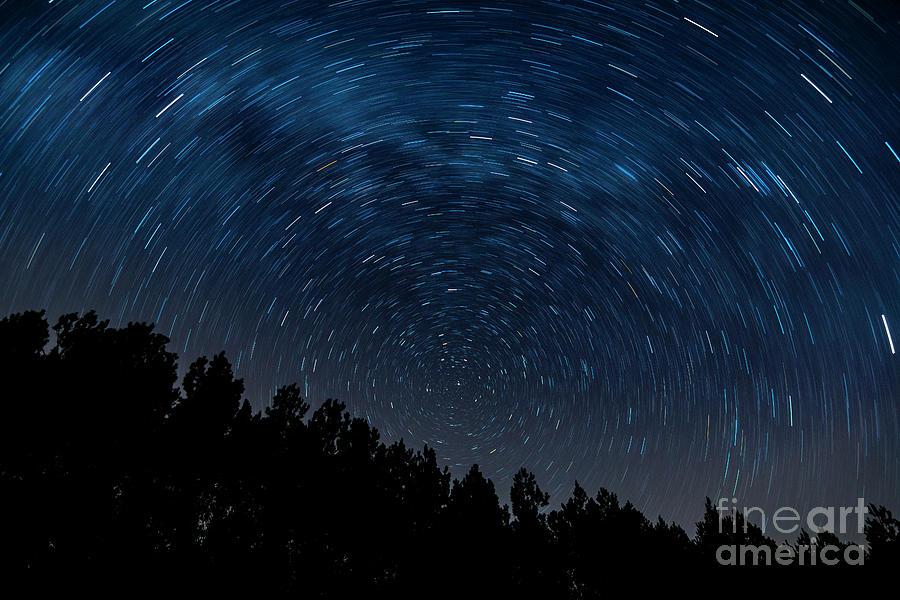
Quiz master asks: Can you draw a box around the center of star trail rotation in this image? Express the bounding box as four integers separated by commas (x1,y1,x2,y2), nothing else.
0,0,898,529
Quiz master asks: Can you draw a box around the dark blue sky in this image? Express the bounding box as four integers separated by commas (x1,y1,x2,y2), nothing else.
1,0,898,534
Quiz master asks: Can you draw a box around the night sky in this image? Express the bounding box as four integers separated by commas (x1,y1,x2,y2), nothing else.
1,0,898,533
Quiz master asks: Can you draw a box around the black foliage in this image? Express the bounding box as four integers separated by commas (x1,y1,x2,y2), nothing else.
1,310,895,594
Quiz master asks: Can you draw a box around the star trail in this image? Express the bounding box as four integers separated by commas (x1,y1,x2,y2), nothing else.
1,0,898,531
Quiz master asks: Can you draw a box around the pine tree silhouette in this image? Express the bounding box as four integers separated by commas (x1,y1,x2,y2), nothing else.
0,308,892,594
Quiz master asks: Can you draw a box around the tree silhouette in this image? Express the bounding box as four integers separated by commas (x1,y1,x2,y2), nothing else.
0,308,893,594
509,467,566,595
864,504,900,565
695,497,778,566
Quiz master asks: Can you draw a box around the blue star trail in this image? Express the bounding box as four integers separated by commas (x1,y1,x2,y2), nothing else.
1,0,898,530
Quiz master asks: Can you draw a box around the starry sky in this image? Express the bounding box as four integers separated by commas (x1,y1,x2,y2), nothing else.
1,0,898,534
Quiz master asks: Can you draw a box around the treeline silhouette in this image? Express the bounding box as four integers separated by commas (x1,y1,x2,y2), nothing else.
1,310,897,593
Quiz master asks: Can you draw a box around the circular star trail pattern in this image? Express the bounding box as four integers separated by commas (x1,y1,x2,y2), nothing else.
1,0,898,529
